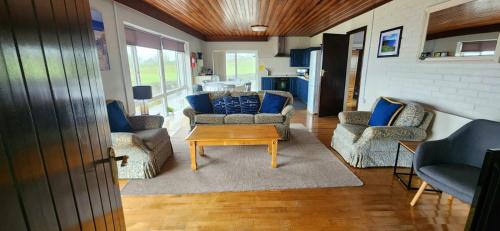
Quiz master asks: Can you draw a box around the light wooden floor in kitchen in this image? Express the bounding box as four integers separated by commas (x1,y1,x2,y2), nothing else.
119,109,469,231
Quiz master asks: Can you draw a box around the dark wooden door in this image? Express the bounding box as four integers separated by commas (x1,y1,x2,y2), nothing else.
318,33,349,117
0,0,125,230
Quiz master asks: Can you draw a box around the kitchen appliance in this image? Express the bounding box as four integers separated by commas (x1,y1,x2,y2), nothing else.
274,78,290,91
307,50,322,114
296,68,308,76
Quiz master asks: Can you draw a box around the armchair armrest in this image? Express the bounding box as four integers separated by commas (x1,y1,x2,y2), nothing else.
361,126,427,141
414,139,451,170
339,111,371,125
132,128,170,151
128,115,164,131
183,107,196,119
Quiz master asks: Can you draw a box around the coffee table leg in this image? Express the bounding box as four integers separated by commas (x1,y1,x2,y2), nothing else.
271,139,278,168
267,142,272,155
198,145,205,157
189,141,197,171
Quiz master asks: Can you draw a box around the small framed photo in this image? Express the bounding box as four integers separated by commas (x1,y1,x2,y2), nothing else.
377,26,403,58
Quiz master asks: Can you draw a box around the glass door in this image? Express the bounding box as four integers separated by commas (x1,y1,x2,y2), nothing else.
224,51,257,89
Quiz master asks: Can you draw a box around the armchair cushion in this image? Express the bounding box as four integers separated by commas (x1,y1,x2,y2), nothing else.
335,124,368,143
419,164,480,203
368,97,404,126
186,93,213,114
393,102,424,127
128,115,164,131
339,111,371,125
361,126,426,141
107,101,132,132
132,128,170,151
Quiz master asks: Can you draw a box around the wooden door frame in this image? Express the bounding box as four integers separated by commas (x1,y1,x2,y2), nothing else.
345,26,368,111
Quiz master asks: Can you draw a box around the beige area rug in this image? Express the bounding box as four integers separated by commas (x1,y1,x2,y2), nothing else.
121,124,362,195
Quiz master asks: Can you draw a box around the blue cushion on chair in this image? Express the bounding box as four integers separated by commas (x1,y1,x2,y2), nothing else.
223,96,241,114
107,101,132,132
240,95,260,114
368,97,404,126
259,93,288,113
186,93,213,114
212,97,226,114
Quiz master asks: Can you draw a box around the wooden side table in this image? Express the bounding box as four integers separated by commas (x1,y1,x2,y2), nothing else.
393,140,439,192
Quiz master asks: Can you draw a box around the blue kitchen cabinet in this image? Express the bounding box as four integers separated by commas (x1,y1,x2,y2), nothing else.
296,78,308,103
290,49,305,67
261,77,274,90
289,77,297,96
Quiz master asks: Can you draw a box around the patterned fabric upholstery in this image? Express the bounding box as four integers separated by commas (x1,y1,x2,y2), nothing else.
240,95,260,114
223,96,241,114
332,97,434,168
107,100,173,179
255,113,284,124
393,102,424,127
224,114,254,124
212,97,226,114
195,114,225,124
183,90,295,140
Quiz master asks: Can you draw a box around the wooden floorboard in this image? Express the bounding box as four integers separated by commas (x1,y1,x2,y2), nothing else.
120,110,469,230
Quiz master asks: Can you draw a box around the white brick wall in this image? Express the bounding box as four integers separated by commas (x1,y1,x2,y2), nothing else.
312,0,500,121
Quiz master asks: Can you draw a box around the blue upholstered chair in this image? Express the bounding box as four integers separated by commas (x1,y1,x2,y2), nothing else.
410,119,500,206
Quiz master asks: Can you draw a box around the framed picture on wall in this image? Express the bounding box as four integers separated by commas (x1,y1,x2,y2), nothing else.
377,26,403,58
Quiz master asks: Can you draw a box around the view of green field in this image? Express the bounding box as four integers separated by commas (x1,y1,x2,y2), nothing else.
226,52,256,81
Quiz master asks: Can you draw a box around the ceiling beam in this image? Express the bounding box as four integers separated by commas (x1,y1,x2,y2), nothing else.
113,0,207,40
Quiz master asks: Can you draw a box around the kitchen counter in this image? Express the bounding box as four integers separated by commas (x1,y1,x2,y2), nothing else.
262,75,309,81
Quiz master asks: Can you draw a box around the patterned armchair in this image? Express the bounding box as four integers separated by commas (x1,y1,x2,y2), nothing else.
331,98,434,168
107,100,173,179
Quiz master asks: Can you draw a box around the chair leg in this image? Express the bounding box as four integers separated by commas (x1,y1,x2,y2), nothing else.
410,181,428,206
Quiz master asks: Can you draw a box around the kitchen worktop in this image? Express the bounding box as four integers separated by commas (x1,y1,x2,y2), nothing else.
262,75,309,81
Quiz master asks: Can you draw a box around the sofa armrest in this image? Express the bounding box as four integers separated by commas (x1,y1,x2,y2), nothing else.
281,105,295,116
360,126,427,141
128,115,164,131
414,139,451,171
339,111,371,125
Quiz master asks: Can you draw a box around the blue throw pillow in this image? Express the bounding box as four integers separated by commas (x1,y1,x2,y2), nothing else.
240,95,260,114
212,97,226,114
368,97,404,126
186,93,213,114
259,92,288,113
107,101,132,132
223,96,241,114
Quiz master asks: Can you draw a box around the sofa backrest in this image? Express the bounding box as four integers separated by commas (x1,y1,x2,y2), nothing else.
447,119,500,168
198,90,294,106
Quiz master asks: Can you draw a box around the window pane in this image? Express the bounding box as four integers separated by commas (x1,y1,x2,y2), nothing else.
136,46,162,96
236,52,256,82
127,45,137,86
163,50,180,91
147,97,166,117
226,52,236,81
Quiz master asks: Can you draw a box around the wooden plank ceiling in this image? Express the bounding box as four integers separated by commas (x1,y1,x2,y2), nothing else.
427,0,500,39
115,0,391,41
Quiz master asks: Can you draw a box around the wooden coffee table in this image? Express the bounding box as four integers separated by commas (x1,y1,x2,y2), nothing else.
185,125,281,171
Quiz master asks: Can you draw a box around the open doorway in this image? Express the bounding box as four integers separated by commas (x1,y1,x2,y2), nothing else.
344,27,367,111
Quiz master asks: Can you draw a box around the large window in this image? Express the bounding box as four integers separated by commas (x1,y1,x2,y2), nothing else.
225,51,257,84
126,27,188,117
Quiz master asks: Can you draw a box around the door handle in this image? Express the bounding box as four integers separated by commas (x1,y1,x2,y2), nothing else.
108,147,129,184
